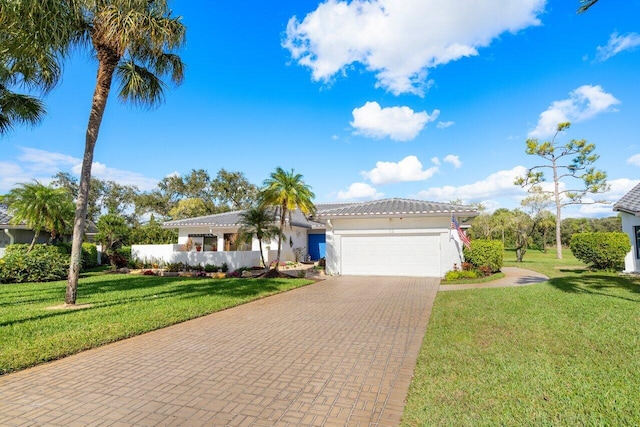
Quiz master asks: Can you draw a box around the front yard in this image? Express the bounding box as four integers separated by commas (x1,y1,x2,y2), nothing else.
402,250,640,425
0,273,312,375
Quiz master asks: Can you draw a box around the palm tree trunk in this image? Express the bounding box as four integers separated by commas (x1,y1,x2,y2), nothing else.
274,206,286,271
65,53,119,305
28,229,40,253
258,238,267,271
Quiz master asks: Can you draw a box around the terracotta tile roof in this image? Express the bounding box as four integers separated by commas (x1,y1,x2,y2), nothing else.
613,182,640,215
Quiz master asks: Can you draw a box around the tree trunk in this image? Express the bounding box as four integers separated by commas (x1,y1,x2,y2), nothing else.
274,206,286,271
27,229,40,253
65,52,119,305
552,157,563,259
258,238,267,271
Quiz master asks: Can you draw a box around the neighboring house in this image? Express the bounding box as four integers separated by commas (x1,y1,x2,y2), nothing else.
0,203,97,258
0,203,52,257
132,198,478,277
613,183,640,273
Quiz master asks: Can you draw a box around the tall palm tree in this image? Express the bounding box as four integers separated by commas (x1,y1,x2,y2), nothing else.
259,168,315,271
237,206,282,271
51,0,185,305
1,181,74,251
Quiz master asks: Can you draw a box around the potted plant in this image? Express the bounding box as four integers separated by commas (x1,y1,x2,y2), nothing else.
195,243,202,252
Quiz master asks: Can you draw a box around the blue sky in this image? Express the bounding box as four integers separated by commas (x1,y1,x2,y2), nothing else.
2,0,639,217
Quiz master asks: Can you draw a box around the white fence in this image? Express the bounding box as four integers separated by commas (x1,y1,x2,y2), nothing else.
131,244,267,271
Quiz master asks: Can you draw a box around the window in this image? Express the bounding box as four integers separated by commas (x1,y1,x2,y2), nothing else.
224,233,250,251
635,226,640,259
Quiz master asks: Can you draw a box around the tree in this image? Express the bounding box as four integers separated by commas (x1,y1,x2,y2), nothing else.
515,122,609,259
237,206,282,270
259,168,315,272
58,0,186,305
578,0,599,13
168,198,211,220
470,213,492,239
95,213,130,267
510,209,535,262
212,169,259,211
490,208,513,246
1,181,74,251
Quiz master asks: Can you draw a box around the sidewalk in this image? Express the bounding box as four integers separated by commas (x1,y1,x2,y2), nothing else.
438,267,549,291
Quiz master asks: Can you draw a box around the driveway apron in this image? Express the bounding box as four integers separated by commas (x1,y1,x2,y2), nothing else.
0,276,439,426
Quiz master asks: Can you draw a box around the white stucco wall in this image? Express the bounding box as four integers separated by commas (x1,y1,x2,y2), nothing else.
620,212,640,272
324,216,465,277
131,244,261,271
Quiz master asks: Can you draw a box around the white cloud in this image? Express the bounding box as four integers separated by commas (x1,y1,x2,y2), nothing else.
431,156,440,166
350,102,437,141
337,182,384,200
437,121,455,129
627,154,640,166
575,178,639,217
528,85,620,138
0,146,160,193
283,0,545,95
71,162,158,191
362,155,439,185
417,166,527,201
443,154,462,168
596,32,640,62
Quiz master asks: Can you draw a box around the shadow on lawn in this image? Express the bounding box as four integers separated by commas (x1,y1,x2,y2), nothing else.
1,276,303,328
548,271,640,302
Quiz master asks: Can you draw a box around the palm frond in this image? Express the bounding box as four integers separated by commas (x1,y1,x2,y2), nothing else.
578,0,599,13
116,60,166,107
0,88,46,134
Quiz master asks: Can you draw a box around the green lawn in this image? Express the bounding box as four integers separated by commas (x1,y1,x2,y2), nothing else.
0,273,312,375
402,249,640,426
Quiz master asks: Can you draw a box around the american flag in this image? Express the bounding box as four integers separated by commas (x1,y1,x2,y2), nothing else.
451,215,471,249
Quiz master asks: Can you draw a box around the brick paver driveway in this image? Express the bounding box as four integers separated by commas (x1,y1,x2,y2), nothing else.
0,276,439,426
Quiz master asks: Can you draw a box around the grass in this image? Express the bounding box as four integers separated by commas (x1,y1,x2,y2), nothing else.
0,273,312,375
402,249,640,426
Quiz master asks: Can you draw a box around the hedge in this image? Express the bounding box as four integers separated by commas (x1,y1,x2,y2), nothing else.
569,232,630,270
0,244,69,283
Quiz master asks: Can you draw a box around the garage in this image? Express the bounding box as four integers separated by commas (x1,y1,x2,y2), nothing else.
340,234,441,277
315,198,478,278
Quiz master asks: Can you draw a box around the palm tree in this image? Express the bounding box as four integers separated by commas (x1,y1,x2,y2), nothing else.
578,0,599,13
45,0,185,305
259,168,315,271
1,181,74,251
237,206,282,270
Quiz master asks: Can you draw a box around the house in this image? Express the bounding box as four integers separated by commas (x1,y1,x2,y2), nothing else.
613,183,640,273
132,198,478,277
0,203,57,257
0,203,97,258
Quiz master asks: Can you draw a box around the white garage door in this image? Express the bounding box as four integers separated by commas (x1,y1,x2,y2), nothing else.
341,234,440,277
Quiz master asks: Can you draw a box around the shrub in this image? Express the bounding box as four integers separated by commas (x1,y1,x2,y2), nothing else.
221,262,229,273
444,270,479,281
204,264,219,273
570,232,631,270
463,239,504,273
81,243,99,269
165,262,185,272
0,244,69,283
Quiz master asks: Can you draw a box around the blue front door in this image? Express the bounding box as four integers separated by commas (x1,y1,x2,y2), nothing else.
308,234,326,261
